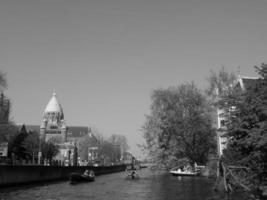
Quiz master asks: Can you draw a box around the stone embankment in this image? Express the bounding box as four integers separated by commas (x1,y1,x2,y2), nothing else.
0,165,126,187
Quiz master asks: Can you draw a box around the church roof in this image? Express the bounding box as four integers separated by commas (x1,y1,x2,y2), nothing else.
237,76,259,91
68,126,89,138
16,124,92,139
44,92,64,116
25,125,41,133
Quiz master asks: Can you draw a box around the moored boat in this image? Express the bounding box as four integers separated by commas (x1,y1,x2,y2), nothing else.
169,166,200,176
70,171,95,184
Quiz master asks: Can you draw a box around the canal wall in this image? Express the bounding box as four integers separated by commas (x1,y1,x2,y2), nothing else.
0,165,126,187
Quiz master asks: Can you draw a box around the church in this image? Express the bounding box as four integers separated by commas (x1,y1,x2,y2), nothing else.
24,92,99,166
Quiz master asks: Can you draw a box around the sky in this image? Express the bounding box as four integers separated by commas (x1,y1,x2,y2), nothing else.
0,0,266,158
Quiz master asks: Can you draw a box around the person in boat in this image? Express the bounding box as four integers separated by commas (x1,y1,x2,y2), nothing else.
83,169,90,176
131,170,136,179
83,169,95,177
130,156,138,179
89,170,95,177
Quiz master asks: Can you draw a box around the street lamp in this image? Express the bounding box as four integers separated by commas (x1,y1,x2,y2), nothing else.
38,135,42,165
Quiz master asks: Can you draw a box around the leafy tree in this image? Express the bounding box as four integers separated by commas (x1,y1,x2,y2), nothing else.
143,83,216,168
0,70,7,92
206,67,236,100
78,134,90,161
0,123,17,144
41,141,59,165
8,125,28,160
22,131,39,164
99,140,120,163
221,64,267,186
109,134,129,160
0,71,14,145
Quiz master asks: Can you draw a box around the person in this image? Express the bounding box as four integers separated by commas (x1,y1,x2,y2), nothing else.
89,170,95,177
130,156,138,179
83,170,89,176
131,170,136,179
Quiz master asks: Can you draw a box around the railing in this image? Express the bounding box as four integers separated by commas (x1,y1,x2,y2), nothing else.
214,160,253,193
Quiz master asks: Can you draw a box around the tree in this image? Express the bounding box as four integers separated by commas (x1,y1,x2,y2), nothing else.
109,134,129,161
8,125,28,160
78,134,90,161
206,67,236,100
143,83,216,168
0,70,13,144
41,141,59,165
0,70,7,92
22,131,39,164
221,64,267,186
0,123,17,144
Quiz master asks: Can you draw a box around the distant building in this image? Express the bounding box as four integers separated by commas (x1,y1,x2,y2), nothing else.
216,76,259,157
18,92,99,165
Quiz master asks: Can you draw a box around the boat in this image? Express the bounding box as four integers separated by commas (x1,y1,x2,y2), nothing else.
169,166,200,176
125,169,139,179
69,171,95,184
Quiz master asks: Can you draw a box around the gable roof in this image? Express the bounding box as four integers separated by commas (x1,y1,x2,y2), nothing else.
26,125,41,133
237,76,259,91
67,126,89,138
16,124,90,139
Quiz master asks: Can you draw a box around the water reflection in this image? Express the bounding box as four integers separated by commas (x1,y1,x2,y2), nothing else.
0,168,246,200
146,172,246,200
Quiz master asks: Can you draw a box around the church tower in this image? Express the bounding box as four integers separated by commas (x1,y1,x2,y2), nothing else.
40,92,67,142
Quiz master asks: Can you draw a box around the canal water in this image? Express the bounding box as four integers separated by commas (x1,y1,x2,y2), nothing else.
0,168,246,200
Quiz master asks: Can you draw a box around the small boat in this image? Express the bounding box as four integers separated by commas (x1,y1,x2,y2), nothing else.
125,169,139,179
169,166,200,176
70,171,95,184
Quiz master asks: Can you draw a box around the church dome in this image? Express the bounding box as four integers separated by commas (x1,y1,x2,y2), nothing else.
43,92,64,122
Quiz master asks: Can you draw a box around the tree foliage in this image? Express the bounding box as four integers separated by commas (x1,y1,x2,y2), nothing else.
143,83,216,168
221,63,267,184
7,126,59,164
0,123,17,143
22,131,39,163
0,71,13,143
83,128,129,164
8,125,28,160
0,70,7,91
109,134,129,158
78,134,91,161
206,67,236,100
41,141,59,164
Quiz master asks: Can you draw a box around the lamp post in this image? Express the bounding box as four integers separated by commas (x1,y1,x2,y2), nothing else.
73,142,78,166
38,135,42,165
39,120,46,165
